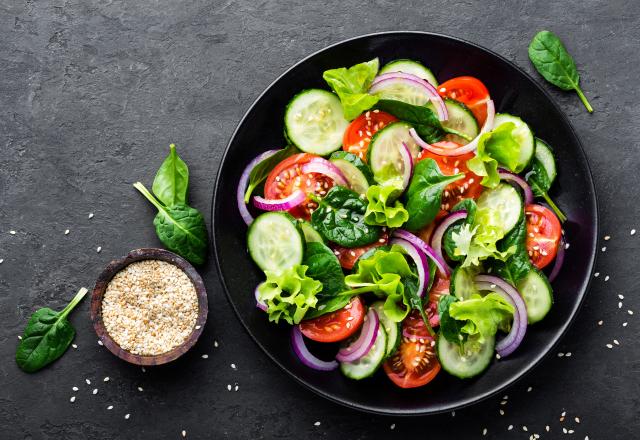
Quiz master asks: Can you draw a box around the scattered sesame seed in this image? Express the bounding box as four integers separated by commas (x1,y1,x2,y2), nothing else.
92,388,98,395
563,428,568,434
618,302,623,309
137,386,143,391
70,396,76,402
565,352,572,357
606,343,613,349
97,246,102,253
214,340,219,348
64,229,70,235
72,386,78,391
585,436,589,440
569,429,574,434
604,235,610,240
557,352,565,357
631,229,637,236
598,320,603,326
72,344,77,349
613,339,620,345
451,411,456,417
141,367,146,373
107,405,113,410
182,430,186,437
628,310,634,315
9,230,16,235
619,294,625,300
496,353,501,359
18,335,22,340
89,213,94,219
234,384,239,391
523,426,528,432
482,428,487,436
546,425,550,432
124,414,130,420
499,409,505,415
500,400,508,405
503,395,509,400
565,242,570,249
527,386,533,392
0,259,3,264
508,425,513,431
594,272,600,277
231,363,237,370
623,322,628,327
98,340,103,346
561,411,566,417
605,275,610,281
390,423,396,430
86,379,91,385
601,246,606,252
575,417,580,423
202,354,209,359
103,377,109,382
314,421,321,427
227,384,232,391
195,325,201,330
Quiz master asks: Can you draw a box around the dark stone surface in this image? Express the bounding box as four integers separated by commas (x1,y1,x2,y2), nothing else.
0,1,637,438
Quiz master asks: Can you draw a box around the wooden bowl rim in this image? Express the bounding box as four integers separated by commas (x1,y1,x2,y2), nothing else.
90,248,208,366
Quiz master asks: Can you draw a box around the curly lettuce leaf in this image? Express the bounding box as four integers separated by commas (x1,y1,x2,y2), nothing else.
258,265,322,325
364,184,409,228
449,293,515,342
323,58,380,121
467,122,521,188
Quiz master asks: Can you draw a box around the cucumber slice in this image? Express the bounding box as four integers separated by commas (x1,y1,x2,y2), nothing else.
434,98,479,144
517,268,553,324
247,212,303,273
476,183,523,234
284,89,349,156
437,334,495,379
340,324,387,380
370,301,400,357
534,138,557,183
371,78,433,107
367,122,420,186
329,151,373,195
379,59,438,87
493,113,535,172
450,266,479,300
298,221,323,244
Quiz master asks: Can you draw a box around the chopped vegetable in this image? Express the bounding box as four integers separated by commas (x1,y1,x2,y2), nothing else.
323,58,380,120
364,184,409,228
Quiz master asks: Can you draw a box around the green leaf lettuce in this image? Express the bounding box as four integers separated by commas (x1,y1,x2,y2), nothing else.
323,58,380,121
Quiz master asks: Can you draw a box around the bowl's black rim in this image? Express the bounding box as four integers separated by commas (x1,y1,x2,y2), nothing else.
210,31,599,416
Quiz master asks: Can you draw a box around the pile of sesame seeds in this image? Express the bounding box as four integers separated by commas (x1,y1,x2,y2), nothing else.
102,259,199,355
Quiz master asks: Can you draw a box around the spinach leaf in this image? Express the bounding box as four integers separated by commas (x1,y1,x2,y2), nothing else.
528,30,593,113
438,295,465,345
492,213,532,284
323,58,380,120
427,257,437,292
134,183,208,265
404,159,463,231
466,122,522,188
311,186,381,248
303,242,346,298
16,288,88,373
152,144,189,207
363,184,409,228
244,144,298,203
304,296,351,320
443,199,478,262
375,99,445,144
526,158,567,222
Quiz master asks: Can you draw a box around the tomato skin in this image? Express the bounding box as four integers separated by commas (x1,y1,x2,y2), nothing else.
383,334,441,388
417,149,483,210
438,76,490,125
264,153,334,219
525,204,562,269
342,110,397,160
330,232,389,270
299,297,365,343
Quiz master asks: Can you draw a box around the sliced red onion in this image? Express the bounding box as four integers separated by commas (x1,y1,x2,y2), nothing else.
548,237,565,283
237,150,279,225
255,284,267,312
253,190,306,211
301,158,349,188
390,238,429,298
291,326,339,371
430,210,468,273
369,73,448,121
499,168,534,204
474,274,528,358
336,308,379,363
400,142,414,190
409,100,495,156
393,229,450,276
402,327,437,341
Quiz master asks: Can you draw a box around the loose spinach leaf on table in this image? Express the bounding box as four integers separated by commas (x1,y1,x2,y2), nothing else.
244,144,298,203
526,157,567,222
311,185,381,247
303,242,346,298
16,288,88,373
528,30,593,113
404,158,463,231
375,99,445,144
152,143,189,206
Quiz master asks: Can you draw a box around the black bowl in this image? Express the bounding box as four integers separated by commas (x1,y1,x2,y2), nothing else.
212,32,598,415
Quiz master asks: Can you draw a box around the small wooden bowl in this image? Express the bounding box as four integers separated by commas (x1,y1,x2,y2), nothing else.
90,248,208,366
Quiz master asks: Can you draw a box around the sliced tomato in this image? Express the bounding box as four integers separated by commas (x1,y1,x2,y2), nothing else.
383,333,441,388
418,148,483,210
342,110,397,161
525,204,562,269
438,76,490,126
264,153,334,220
299,296,365,343
330,231,389,270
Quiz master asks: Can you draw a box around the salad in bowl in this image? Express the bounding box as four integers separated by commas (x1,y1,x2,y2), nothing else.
236,57,565,388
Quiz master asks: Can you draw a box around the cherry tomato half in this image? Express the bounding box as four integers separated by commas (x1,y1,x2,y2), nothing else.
330,231,389,270
342,110,397,161
299,297,365,343
525,204,562,269
383,333,441,389
438,76,490,126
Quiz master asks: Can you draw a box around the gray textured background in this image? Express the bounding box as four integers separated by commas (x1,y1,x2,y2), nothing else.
1,1,638,438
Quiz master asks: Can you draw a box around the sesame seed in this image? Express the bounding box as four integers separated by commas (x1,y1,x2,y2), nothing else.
451,411,455,417
503,395,509,400
575,417,580,423
482,428,487,436
569,429,574,434
500,400,508,405
97,246,102,253
9,230,16,235
561,411,566,417
604,235,610,240
182,430,186,437
606,343,613,349
508,425,513,431
103,377,109,382
0,259,3,264
234,384,239,391
623,322,628,327
594,272,600,277
527,386,533,392
557,352,565,357
64,229,70,235
86,379,91,385
566,352,572,357
628,309,634,315
72,344,77,349
605,275,610,281
314,421,321,427
195,325,201,330
17,335,22,340
141,367,146,373
231,363,237,370
70,396,76,402
214,340,219,348
89,213,94,219
124,414,130,420
72,386,78,391
619,294,625,300
107,405,113,410
523,426,528,432
601,246,607,252
227,384,232,391
598,320,604,326
546,425,550,432
499,409,505,415
202,354,208,359
496,353,501,359
565,242,570,249
92,389,98,395
619,302,623,309
98,340,103,346
613,339,620,345
390,423,396,430
631,229,637,235
563,428,568,434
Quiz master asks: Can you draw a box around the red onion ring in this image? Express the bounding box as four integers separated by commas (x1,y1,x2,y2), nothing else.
402,327,437,341
255,284,267,312
474,275,528,358
390,238,429,298
498,168,534,204
548,237,565,283
393,229,450,276
301,158,349,188
400,142,414,190
430,210,469,273
237,150,279,225
291,326,339,371
336,308,379,363
409,100,495,156
253,190,306,211
369,73,448,121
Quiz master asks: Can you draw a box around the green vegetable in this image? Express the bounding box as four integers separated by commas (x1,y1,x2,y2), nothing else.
363,183,409,228
303,242,346,298
449,293,515,342
404,158,463,230
243,144,298,203
134,183,208,265
526,157,567,222
323,58,380,120
467,123,522,188
152,144,189,206
492,213,532,285
437,295,466,346
443,200,478,262
304,296,351,320
528,30,593,113
374,99,445,143
16,288,88,373
310,185,381,248
258,265,322,324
